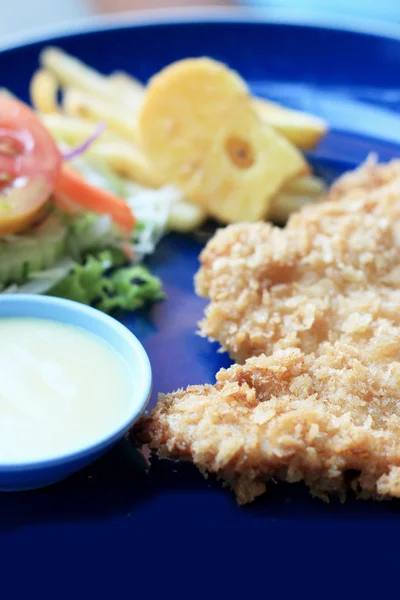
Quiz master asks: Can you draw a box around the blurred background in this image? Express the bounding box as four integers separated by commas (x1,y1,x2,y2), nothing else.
1,0,400,40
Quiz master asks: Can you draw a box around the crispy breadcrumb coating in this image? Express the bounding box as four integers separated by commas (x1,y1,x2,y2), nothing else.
138,344,400,504
136,159,400,504
196,159,400,362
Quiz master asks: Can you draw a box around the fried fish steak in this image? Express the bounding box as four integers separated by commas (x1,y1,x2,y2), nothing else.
135,159,400,505
196,159,400,363
137,343,400,505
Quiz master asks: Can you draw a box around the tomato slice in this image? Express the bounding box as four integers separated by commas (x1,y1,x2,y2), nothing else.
0,96,62,234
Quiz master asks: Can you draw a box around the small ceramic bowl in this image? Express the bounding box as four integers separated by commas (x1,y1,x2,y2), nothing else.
0,294,152,491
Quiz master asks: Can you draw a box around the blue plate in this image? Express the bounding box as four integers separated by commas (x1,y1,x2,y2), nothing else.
1,9,400,595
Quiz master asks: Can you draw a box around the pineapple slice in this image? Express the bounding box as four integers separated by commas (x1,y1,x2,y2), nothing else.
138,57,308,223
188,102,309,222
138,57,249,190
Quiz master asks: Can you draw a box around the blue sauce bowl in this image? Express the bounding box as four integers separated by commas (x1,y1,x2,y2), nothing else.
0,294,152,491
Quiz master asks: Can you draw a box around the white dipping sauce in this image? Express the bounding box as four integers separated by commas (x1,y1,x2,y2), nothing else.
0,317,133,463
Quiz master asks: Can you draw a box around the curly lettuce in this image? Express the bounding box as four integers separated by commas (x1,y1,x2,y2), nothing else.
50,251,164,312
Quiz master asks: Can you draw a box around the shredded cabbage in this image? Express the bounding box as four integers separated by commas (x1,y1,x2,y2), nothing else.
126,183,182,261
66,181,183,263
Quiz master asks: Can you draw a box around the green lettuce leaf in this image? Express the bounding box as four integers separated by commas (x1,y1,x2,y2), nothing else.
49,250,164,313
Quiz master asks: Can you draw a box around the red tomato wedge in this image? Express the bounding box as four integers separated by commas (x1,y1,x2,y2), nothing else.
0,96,135,235
0,96,62,234
55,164,135,232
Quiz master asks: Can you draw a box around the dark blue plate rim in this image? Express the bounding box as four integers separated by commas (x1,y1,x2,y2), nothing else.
3,6,400,54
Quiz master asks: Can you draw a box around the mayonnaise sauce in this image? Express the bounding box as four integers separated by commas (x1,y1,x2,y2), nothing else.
0,317,133,463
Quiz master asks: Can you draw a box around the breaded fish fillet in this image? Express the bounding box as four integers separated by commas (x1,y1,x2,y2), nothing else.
136,159,400,504
138,343,400,504
196,159,400,363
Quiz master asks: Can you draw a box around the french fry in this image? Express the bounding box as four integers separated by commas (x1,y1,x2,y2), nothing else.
36,49,329,228
86,140,162,188
41,114,159,188
41,114,161,187
40,113,115,145
167,200,207,232
30,69,59,113
253,98,328,150
268,193,318,224
268,174,326,223
108,71,145,110
41,47,120,104
282,174,326,197
62,88,138,142
109,71,144,92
